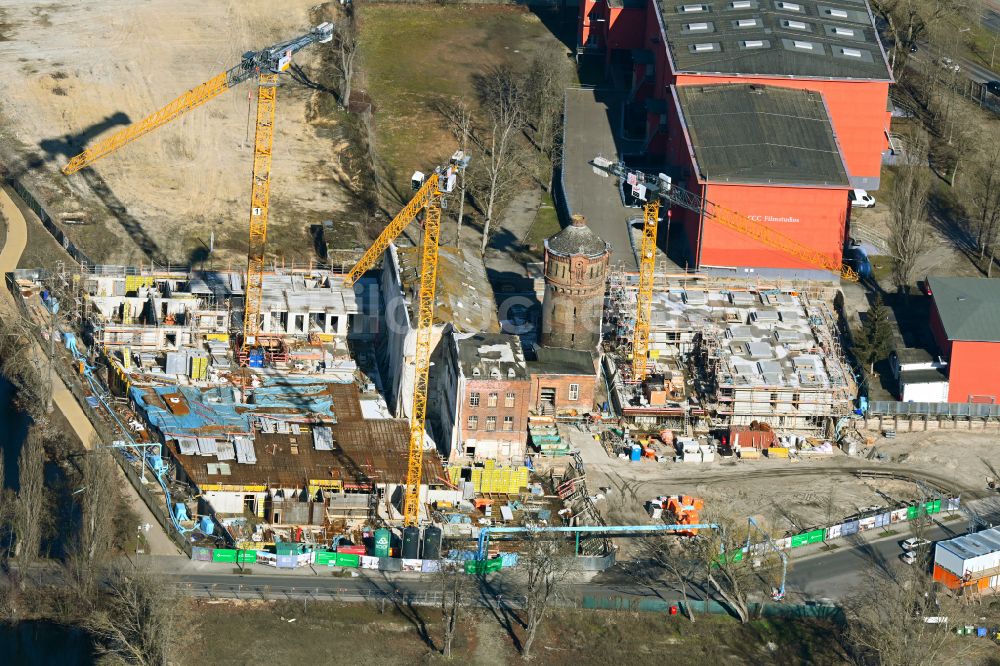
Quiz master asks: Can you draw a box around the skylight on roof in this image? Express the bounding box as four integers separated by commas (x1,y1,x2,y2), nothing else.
827,8,848,17
694,42,716,51
680,3,708,12
731,0,753,7
777,1,802,10
737,18,759,27
833,26,855,36
743,39,766,48
792,40,814,49
840,47,862,57
687,21,711,30
784,19,808,29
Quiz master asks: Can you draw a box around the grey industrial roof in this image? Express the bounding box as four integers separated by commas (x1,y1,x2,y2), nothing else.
929,277,1000,343
455,332,528,380
899,367,948,385
545,215,610,258
527,347,598,376
656,0,891,80
937,526,1000,563
674,84,849,186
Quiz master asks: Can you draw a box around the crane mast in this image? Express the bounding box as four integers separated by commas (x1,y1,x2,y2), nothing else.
60,23,334,355
592,157,858,380
344,153,467,527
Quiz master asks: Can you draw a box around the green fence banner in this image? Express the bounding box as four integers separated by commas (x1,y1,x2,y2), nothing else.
335,553,360,568
791,533,809,548
315,551,337,566
806,529,825,544
931,499,942,514
464,557,503,574
907,506,918,520
212,549,237,563
236,550,257,564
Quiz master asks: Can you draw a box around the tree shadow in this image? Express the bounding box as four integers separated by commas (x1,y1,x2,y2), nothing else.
477,574,524,651
528,6,578,52
361,572,437,651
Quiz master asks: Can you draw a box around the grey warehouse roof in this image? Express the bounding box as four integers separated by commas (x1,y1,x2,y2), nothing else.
675,84,849,186
929,277,1000,343
656,0,891,80
455,333,528,380
545,214,610,258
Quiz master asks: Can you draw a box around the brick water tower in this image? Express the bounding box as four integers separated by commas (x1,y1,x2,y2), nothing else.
540,214,610,351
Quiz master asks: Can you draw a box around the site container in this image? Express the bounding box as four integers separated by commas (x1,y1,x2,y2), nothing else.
423,526,443,560
337,544,366,556
374,528,391,558
630,444,642,461
402,527,421,559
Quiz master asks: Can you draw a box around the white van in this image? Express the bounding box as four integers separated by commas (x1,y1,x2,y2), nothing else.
850,189,876,208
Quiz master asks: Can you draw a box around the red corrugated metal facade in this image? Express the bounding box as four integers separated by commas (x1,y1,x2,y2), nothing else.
577,0,891,272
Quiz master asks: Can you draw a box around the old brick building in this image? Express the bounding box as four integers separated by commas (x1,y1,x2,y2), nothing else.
527,346,600,415
432,331,530,462
541,214,610,352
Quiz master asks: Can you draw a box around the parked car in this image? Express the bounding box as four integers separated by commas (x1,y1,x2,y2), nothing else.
937,57,961,73
902,537,931,551
901,550,918,565
849,188,876,208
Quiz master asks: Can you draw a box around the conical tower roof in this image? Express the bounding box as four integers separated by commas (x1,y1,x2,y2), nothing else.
545,214,608,258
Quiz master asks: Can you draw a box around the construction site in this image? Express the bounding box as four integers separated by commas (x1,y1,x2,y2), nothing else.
8,6,1000,660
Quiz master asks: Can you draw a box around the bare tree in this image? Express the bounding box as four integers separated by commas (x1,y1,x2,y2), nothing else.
450,98,473,249
844,558,976,666
336,16,358,110
692,516,781,624
641,537,703,622
888,154,931,293
67,447,120,601
525,48,571,191
519,536,571,659
86,564,183,666
470,66,529,255
438,563,469,659
968,143,1000,275
14,425,45,576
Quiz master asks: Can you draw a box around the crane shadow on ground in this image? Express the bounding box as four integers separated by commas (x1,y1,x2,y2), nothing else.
29,113,169,265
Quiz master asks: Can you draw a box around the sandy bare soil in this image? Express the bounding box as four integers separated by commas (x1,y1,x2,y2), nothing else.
0,0,360,266
561,426,990,554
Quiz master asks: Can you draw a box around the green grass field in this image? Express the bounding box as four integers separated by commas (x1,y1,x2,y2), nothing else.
356,4,569,198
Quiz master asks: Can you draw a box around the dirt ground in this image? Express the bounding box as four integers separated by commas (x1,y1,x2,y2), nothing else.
561,425,992,553
185,599,848,665
0,0,361,266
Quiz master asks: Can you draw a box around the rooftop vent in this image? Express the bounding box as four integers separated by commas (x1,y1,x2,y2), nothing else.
784,19,809,29
776,1,802,10
742,39,767,48
679,3,708,12
491,367,501,379
507,367,516,378
691,42,719,52
472,367,481,377
826,7,848,17
736,18,759,27
841,47,862,57
792,40,815,50
730,0,753,7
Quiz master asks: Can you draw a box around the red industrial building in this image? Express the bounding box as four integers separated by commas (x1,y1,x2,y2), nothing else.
577,0,892,273
928,277,1000,404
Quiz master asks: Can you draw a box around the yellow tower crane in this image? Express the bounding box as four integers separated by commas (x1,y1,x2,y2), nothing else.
61,23,335,356
344,153,467,527
592,157,858,382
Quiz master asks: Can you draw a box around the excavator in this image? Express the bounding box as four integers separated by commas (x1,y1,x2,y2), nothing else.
591,157,859,383
343,152,468,527
61,23,335,358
